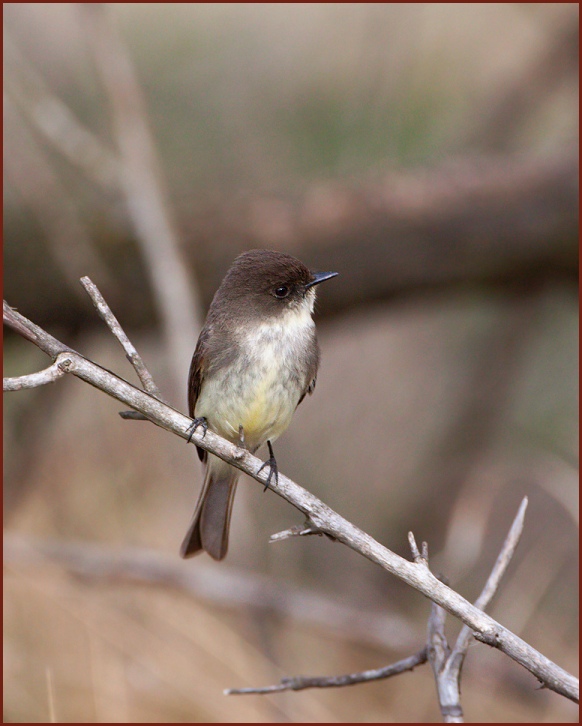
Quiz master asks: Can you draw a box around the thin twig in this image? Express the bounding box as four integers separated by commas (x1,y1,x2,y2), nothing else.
226,649,428,695
3,361,66,391
3,300,579,704
450,497,529,674
427,598,463,723
269,522,324,543
79,276,165,401
426,497,530,723
408,532,428,565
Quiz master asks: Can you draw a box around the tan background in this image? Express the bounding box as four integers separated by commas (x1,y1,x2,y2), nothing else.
4,3,578,722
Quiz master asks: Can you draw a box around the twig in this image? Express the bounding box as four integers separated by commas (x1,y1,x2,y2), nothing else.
406,540,465,721
426,497,530,723
451,497,529,663
427,598,462,723
226,649,428,695
3,361,66,391
269,522,325,543
79,275,165,402
3,300,579,704
408,532,428,565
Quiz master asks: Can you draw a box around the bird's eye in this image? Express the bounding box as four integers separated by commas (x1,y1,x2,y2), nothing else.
274,285,290,299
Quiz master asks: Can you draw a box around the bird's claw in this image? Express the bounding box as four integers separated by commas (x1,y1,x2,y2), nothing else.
257,440,278,491
186,416,208,443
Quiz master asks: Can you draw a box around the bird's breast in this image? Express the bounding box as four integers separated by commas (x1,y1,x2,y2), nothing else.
195,309,317,452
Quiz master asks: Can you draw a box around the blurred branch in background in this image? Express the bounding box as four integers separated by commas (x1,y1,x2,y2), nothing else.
79,3,201,399
3,534,418,653
3,97,115,302
187,148,578,312
3,31,121,193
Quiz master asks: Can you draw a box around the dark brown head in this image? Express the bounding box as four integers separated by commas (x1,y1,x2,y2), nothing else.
209,249,337,322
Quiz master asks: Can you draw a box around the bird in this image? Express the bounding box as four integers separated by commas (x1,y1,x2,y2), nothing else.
180,249,337,560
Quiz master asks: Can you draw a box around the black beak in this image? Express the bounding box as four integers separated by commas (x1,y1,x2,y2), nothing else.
305,271,338,289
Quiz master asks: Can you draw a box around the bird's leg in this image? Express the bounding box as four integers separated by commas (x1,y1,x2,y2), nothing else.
257,440,278,492
238,424,246,449
186,416,207,443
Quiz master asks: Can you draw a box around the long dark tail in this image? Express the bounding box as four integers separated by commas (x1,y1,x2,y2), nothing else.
180,455,239,560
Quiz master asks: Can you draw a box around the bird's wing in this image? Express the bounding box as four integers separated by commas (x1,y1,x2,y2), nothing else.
296,372,317,408
188,325,211,463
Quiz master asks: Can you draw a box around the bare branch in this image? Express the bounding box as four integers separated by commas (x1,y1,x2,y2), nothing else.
427,598,463,723
452,497,529,659
3,300,71,356
79,276,165,401
426,497,530,722
3,300,578,704
226,649,428,695
3,361,66,391
229,499,533,716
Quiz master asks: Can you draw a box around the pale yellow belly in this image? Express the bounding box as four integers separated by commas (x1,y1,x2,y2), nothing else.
195,357,300,453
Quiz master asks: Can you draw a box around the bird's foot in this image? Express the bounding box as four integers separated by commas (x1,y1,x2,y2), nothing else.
238,424,246,449
257,440,278,492
186,416,207,443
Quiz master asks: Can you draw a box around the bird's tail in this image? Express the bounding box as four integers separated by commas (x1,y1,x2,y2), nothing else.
180,455,239,560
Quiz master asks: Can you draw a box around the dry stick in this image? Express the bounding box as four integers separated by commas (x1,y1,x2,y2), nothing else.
3,362,66,391
227,499,528,705
449,497,529,677
269,523,323,542
426,595,462,723
79,276,165,419
225,650,429,695
414,499,530,723
2,301,579,705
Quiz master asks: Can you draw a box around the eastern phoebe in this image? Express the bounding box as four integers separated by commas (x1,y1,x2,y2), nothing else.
180,249,337,560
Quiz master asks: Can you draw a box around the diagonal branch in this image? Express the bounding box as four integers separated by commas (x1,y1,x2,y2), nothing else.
79,275,164,400
3,299,578,704
450,497,529,671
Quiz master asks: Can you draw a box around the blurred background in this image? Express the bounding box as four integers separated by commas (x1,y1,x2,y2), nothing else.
3,3,578,722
